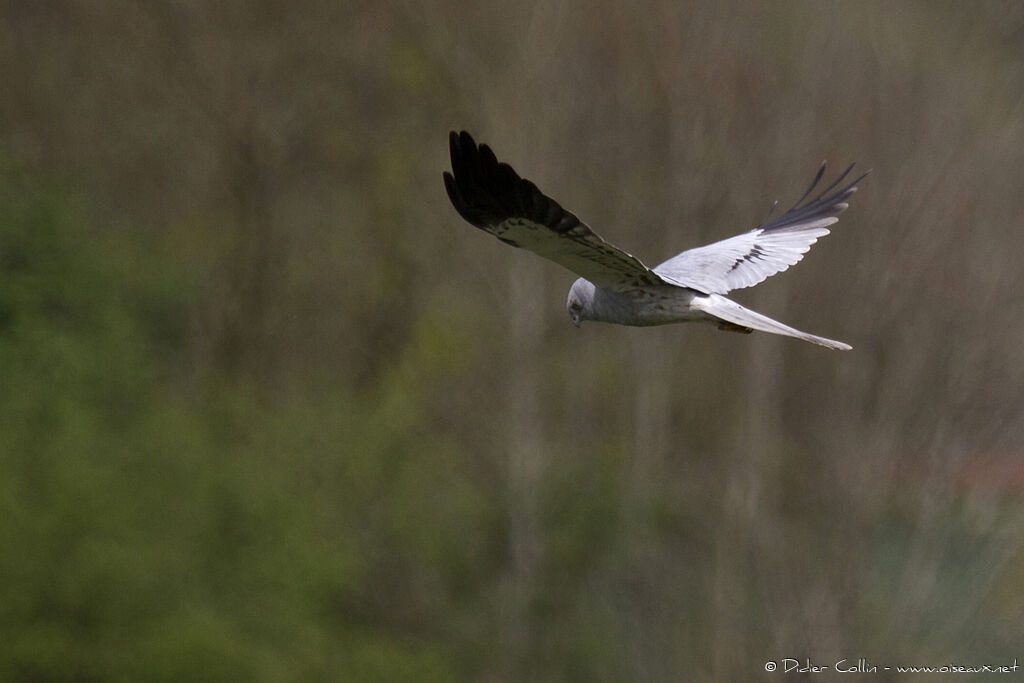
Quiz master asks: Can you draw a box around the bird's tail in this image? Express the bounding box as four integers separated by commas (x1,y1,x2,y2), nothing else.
693,293,852,351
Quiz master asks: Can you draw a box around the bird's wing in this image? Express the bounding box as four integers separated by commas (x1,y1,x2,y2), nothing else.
443,131,665,291
654,163,867,295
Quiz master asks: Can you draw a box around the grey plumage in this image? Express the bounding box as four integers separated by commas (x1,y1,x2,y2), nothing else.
443,130,865,350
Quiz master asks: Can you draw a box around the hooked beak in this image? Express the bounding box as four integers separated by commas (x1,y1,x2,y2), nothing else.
571,315,581,328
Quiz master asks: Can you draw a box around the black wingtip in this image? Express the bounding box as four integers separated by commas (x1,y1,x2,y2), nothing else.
448,130,477,166
760,161,868,232
453,130,476,154
789,161,829,210
443,130,584,235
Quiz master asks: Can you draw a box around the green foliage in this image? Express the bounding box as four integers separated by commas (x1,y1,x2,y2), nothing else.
0,175,489,680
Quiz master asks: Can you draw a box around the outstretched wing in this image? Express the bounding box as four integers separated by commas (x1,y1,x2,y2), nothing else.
443,131,664,290
654,163,868,295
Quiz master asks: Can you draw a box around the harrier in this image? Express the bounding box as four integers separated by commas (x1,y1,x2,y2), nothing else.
443,131,866,350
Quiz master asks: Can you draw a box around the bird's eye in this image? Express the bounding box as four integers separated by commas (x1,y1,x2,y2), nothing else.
570,300,581,311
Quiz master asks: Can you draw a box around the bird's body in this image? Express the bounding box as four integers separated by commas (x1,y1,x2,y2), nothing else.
443,131,866,350
567,279,702,327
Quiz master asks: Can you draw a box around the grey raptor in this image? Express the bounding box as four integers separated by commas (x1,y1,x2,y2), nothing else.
443,130,866,350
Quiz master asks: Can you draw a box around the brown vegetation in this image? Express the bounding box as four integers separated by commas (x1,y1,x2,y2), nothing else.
2,1,1024,680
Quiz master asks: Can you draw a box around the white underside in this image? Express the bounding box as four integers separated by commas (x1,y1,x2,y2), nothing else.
582,283,851,350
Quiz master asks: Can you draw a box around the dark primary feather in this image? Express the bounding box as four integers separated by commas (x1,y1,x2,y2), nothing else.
758,162,869,233
442,130,664,290
443,131,582,238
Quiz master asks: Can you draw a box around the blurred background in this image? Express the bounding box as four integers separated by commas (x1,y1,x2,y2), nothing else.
2,1,1024,680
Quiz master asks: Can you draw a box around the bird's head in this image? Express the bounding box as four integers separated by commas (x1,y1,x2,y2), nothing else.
566,278,595,328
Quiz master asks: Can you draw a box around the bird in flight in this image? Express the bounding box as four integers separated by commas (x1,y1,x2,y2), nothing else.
443,131,866,350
